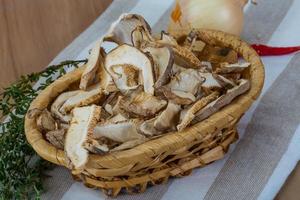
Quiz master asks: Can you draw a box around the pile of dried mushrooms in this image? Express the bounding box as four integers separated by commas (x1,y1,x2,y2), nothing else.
31,14,251,169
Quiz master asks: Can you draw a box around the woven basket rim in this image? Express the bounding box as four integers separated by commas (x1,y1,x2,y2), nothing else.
25,29,265,168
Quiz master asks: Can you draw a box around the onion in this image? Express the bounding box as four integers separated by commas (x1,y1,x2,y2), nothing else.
168,0,248,38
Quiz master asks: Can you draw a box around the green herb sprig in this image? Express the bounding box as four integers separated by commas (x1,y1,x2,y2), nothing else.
0,59,87,200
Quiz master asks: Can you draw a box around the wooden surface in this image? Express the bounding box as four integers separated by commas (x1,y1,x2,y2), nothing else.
0,0,112,88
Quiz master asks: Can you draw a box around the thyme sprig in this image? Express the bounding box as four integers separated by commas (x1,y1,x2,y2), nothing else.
0,59,87,200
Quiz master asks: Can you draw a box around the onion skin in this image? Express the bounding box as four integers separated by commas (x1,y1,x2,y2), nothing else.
168,0,246,38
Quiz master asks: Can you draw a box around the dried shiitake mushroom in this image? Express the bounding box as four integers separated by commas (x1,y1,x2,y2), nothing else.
105,13,152,45
65,105,102,169
142,46,174,88
46,129,66,149
120,91,167,118
36,109,57,132
105,44,155,95
59,84,104,114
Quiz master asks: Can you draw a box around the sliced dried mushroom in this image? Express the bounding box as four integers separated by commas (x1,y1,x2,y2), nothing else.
172,63,186,74
222,73,242,83
107,113,128,123
93,119,146,151
174,45,203,68
79,40,103,90
169,69,204,95
200,61,213,72
200,72,222,92
65,105,102,169
109,64,140,92
99,107,111,120
142,46,174,88
105,44,155,94
157,31,178,46
193,79,250,123
105,13,151,45
214,74,236,89
131,25,155,49
51,90,80,123
83,139,109,155
177,91,220,131
94,119,144,143
160,87,196,105
140,118,161,136
102,91,121,115
216,62,250,74
111,95,125,115
36,109,57,132
156,31,202,69
59,123,70,130
159,68,203,105
154,102,181,131
97,53,117,93
120,91,167,118
131,26,144,48
60,84,104,114
46,129,66,149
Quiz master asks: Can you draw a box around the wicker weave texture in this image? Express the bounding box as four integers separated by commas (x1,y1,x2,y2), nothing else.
25,29,264,196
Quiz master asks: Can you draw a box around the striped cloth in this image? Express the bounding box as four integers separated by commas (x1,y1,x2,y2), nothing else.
42,0,300,199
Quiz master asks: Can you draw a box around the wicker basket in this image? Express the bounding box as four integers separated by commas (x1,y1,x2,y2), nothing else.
25,29,264,196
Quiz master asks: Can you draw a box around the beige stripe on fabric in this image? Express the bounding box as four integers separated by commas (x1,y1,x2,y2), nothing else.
42,1,139,199
204,52,300,200
242,0,294,43
41,167,74,200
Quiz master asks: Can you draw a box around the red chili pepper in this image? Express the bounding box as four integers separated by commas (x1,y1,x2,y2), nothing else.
251,44,300,56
